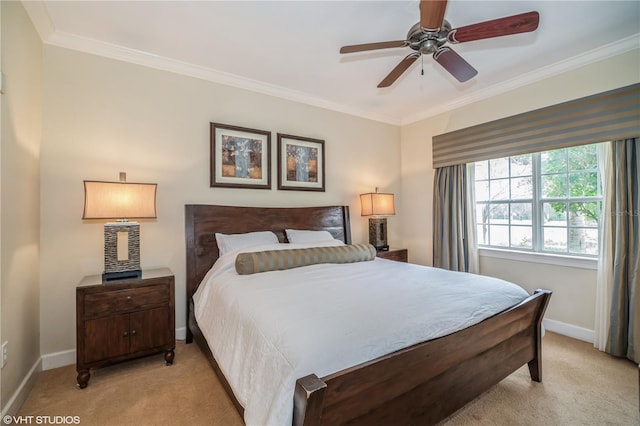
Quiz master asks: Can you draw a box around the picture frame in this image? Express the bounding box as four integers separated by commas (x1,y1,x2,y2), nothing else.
277,133,325,192
210,122,271,189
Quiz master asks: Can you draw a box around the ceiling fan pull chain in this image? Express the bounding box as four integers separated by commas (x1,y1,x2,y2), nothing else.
421,55,424,76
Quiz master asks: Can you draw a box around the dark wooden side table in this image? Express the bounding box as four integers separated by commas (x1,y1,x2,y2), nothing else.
76,268,175,388
376,248,408,263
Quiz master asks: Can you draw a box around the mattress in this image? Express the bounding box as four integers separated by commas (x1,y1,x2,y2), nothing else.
193,242,529,425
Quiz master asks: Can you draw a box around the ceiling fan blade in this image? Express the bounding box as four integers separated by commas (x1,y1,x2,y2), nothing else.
448,11,539,43
420,0,448,31
433,47,477,83
378,53,420,88
340,40,408,54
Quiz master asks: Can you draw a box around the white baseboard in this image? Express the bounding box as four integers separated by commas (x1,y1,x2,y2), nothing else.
176,326,186,341
543,318,594,343
41,349,76,370
41,327,188,371
1,357,42,417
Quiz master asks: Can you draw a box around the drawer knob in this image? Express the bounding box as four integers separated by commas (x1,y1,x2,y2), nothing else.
123,331,129,337
131,330,137,336
126,296,132,301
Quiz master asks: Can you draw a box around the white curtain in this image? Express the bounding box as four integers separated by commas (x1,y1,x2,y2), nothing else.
594,142,613,351
466,163,479,274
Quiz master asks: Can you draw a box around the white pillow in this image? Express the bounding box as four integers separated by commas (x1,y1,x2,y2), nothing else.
215,231,279,256
285,229,337,244
288,240,345,248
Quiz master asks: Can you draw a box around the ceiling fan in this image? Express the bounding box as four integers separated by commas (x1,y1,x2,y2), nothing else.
339,0,540,87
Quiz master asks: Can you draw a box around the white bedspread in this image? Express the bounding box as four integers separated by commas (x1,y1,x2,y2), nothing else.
193,243,529,426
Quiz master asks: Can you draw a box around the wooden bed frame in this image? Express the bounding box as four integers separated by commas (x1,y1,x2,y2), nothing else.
185,204,551,425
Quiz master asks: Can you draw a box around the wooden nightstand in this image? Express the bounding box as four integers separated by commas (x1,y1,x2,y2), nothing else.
376,248,408,263
76,268,175,388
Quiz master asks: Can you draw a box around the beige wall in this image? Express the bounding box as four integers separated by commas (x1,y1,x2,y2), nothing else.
39,45,401,355
400,49,640,331
479,256,596,329
1,0,42,409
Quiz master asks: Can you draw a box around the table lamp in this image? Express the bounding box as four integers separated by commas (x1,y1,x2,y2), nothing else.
83,173,157,281
360,188,395,251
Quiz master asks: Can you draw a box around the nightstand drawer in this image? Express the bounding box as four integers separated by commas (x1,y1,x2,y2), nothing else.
84,285,169,319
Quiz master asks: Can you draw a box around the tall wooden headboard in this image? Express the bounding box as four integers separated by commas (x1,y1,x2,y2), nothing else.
184,204,351,304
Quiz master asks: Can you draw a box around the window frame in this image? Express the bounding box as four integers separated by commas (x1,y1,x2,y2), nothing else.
474,145,602,258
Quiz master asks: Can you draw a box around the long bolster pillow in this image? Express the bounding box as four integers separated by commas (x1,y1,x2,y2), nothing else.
235,243,377,275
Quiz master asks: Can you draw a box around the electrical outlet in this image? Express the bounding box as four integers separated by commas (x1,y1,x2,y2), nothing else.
1,341,7,368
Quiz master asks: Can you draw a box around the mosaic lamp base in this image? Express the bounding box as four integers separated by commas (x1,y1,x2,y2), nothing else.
103,221,142,282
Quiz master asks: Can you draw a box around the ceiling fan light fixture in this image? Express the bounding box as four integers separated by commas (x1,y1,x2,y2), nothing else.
419,39,438,54
339,0,540,88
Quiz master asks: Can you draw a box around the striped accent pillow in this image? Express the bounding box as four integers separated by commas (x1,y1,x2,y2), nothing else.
235,243,377,275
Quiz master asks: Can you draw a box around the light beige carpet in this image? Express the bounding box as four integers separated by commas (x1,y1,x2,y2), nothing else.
18,332,638,425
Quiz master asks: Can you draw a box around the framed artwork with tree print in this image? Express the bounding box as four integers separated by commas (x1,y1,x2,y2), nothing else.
210,122,271,189
277,133,325,192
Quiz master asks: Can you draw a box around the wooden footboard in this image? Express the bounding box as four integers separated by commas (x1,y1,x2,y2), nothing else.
294,289,551,426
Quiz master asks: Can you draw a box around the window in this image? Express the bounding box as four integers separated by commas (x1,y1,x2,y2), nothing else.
474,144,602,257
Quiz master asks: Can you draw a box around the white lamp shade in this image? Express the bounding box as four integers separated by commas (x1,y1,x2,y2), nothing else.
360,192,395,216
83,181,157,220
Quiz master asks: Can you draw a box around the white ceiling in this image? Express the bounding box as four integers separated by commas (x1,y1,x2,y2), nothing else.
24,1,640,125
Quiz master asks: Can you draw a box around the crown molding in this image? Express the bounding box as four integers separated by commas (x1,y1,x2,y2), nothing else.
401,34,640,125
44,30,401,126
21,0,638,128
